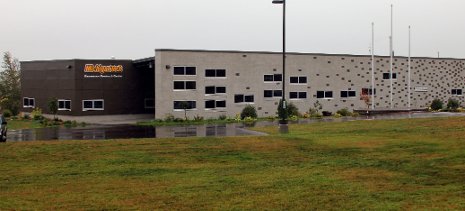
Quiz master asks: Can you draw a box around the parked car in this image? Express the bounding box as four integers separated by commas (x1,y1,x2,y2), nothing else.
0,115,7,142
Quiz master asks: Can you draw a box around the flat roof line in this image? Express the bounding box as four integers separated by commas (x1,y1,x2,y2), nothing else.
156,49,465,61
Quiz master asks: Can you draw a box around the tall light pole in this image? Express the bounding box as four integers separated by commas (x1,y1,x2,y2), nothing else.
408,26,411,109
273,0,288,126
371,22,375,110
389,4,394,109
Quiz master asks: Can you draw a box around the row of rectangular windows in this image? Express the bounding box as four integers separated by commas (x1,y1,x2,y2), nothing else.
22,98,156,111
173,66,400,82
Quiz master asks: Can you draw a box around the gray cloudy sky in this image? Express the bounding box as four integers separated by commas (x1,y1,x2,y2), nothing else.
1,0,464,61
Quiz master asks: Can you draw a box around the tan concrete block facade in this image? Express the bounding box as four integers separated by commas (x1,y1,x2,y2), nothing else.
154,49,465,119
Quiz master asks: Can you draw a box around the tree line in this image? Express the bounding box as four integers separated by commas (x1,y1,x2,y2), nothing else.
0,52,21,115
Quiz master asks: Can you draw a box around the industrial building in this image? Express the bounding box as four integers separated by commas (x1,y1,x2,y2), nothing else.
21,49,465,119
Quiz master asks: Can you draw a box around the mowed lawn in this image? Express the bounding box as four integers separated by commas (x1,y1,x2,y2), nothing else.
1,117,465,210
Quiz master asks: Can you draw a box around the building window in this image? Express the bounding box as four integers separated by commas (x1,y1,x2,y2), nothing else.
58,99,71,111
452,89,463,96
205,100,227,109
317,91,333,99
82,99,104,111
340,90,357,98
23,97,35,108
173,66,196,75
174,81,196,90
264,74,282,82
290,76,307,84
205,86,226,95
264,90,283,98
383,73,397,80
205,69,226,77
290,92,307,99
173,101,196,110
144,98,155,109
235,94,254,103
362,88,376,96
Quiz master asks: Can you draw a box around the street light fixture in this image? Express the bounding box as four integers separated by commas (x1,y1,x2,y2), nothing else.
272,0,288,127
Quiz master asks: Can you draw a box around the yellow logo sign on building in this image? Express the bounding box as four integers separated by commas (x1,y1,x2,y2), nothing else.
84,64,124,75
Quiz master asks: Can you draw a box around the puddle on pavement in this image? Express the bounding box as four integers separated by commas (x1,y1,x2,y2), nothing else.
5,112,465,142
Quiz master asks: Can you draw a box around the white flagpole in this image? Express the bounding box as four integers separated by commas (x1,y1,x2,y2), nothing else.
408,26,411,108
371,22,375,110
389,4,394,108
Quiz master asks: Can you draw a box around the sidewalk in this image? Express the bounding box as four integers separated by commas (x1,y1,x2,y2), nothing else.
41,114,154,125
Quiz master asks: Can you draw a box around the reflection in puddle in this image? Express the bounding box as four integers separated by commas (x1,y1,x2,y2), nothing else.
6,112,465,142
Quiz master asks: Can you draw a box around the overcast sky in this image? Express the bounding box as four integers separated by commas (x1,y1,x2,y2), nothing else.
1,0,464,61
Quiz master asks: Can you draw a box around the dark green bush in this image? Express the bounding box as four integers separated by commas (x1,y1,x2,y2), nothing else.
447,99,460,111
241,105,257,119
287,103,300,117
336,108,352,117
430,99,443,111
2,109,12,118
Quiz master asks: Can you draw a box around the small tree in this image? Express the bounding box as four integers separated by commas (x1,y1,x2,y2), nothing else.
360,93,371,109
287,102,300,117
430,99,444,111
48,98,58,119
241,105,257,119
447,98,460,112
179,101,190,120
0,52,21,115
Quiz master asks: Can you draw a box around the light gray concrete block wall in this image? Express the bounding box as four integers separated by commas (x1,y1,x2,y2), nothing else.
155,49,465,119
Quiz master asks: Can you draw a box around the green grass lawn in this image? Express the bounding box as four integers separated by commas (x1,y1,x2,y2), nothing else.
1,117,465,210
5,119,44,130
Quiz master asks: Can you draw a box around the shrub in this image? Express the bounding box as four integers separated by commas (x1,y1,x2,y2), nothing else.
218,114,227,120
333,113,342,118
287,103,300,117
336,108,352,117
31,108,43,120
23,114,30,120
194,115,204,121
2,109,12,118
288,115,299,121
447,99,460,111
241,105,257,119
430,99,444,111
164,113,175,122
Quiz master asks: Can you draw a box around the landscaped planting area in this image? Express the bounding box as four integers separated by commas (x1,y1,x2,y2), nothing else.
1,117,465,210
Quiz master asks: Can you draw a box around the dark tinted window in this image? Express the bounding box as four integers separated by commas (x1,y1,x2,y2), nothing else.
174,67,184,75
290,77,299,83
216,69,226,77
185,67,196,75
205,100,215,108
83,101,93,108
185,81,196,90
458,89,463,95
216,100,226,108
205,86,215,94
274,90,282,97
299,92,307,99
317,91,324,98
392,73,397,79
174,81,185,90
274,74,282,82
59,101,65,108
341,91,348,98
264,90,273,98
174,101,196,109
325,91,333,98
94,101,103,109
383,73,390,79
216,87,226,93
245,95,254,102
299,77,307,83
264,75,274,81
205,69,216,77
349,91,356,97
235,95,244,103
290,92,298,99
